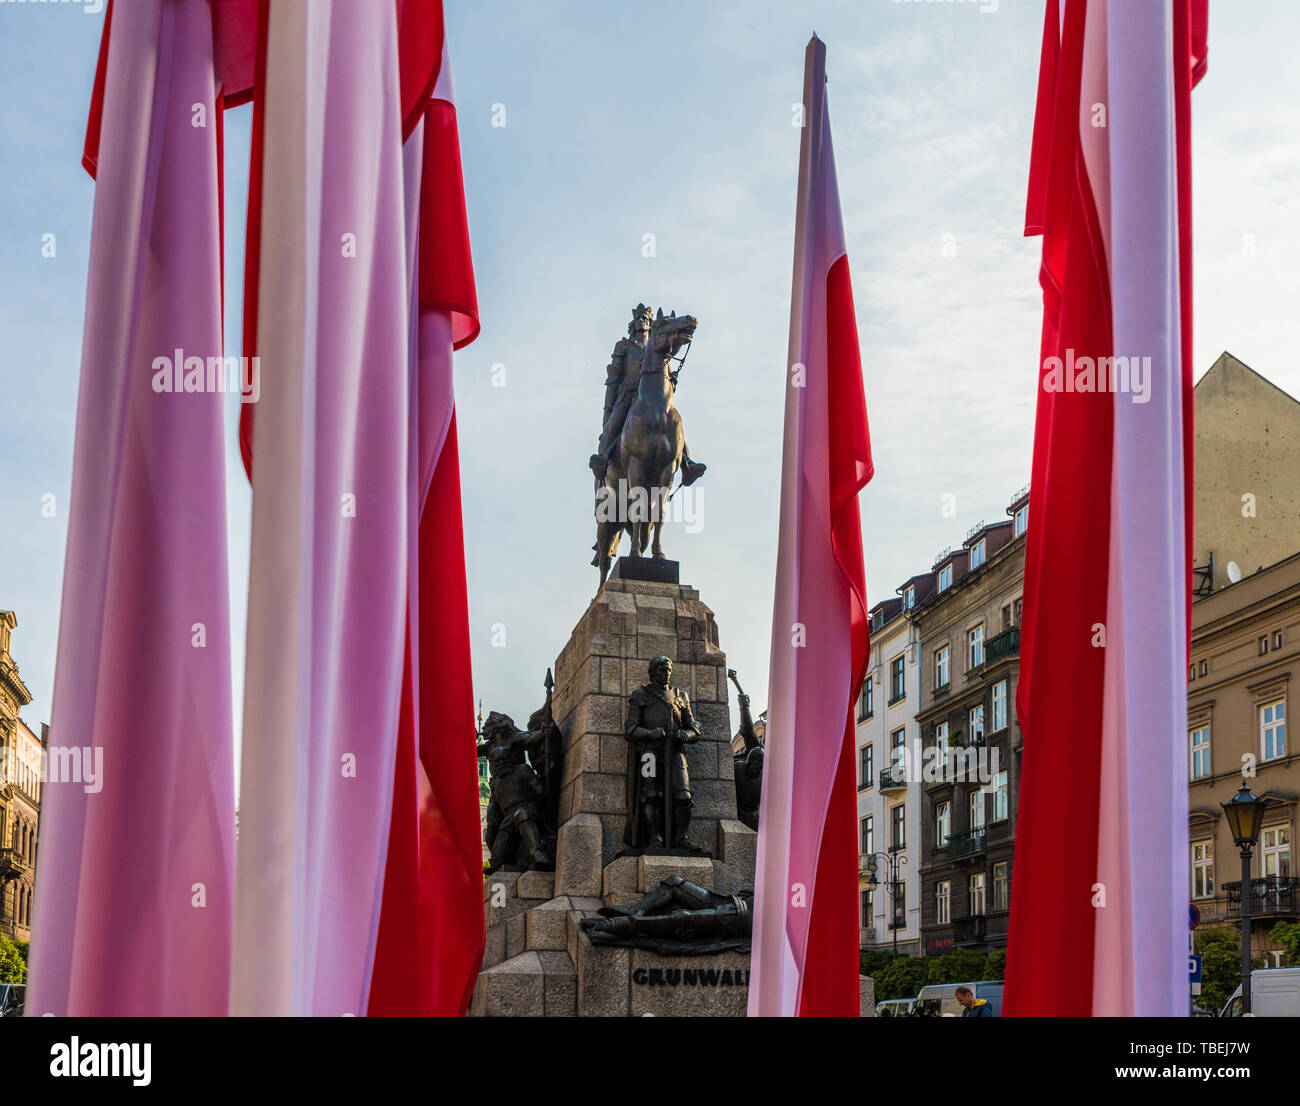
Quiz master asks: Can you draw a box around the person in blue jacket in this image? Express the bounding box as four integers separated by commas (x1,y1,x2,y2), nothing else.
956,985,996,1017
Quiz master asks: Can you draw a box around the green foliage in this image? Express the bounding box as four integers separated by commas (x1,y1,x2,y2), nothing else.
860,947,1006,1003
1195,927,1267,1014
1270,921,1300,966
0,937,26,985
926,948,987,985
872,955,928,1001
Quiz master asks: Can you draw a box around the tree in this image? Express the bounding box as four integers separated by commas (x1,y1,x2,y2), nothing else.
1270,921,1300,966
0,937,26,985
1195,927,1266,1014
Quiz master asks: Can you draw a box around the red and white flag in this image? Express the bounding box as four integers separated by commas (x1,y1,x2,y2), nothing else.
749,35,873,1018
30,0,236,1017
230,0,482,1016
1006,0,1207,1017
368,18,485,1018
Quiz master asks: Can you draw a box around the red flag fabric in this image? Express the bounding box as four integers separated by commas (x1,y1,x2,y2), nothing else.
1006,0,1207,1017
749,36,873,1018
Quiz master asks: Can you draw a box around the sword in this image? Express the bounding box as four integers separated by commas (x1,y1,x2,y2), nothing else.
663,722,674,849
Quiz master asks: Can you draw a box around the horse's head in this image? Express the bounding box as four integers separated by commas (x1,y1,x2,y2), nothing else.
648,309,698,360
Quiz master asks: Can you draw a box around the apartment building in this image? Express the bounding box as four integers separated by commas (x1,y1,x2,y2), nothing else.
855,575,930,957
1187,552,1299,952
1184,355,1300,953
915,489,1028,957
0,611,42,942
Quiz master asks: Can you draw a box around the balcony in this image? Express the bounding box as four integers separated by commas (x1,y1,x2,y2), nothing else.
985,627,1020,664
953,914,987,946
0,849,26,879
878,766,908,793
1224,877,1299,919
946,827,987,860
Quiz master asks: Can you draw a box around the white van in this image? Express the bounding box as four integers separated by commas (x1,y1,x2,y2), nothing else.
909,980,1003,1017
875,998,913,1018
1220,967,1300,1017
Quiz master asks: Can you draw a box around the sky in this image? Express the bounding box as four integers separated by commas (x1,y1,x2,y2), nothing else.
2,0,1299,748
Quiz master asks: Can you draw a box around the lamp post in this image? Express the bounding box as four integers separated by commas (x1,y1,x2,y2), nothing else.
865,850,909,958
1221,780,1268,1015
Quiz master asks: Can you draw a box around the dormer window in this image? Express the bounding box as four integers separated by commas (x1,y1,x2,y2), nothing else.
1014,504,1028,537
938,564,952,592
969,538,986,570
904,585,915,610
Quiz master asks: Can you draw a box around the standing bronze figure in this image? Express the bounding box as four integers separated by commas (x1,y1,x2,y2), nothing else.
623,656,700,850
478,706,557,872
592,306,706,584
728,669,764,832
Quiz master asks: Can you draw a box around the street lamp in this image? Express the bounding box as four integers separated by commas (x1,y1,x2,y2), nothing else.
1221,780,1268,1015
865,850,909,958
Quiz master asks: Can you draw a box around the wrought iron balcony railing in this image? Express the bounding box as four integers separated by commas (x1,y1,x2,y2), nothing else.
953,914,987,945
985,627,1020,664
1224,876,1299,919
946,827,987,860
878,767,908,793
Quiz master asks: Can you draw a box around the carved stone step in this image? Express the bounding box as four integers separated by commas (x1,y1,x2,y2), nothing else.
469,950,577,1017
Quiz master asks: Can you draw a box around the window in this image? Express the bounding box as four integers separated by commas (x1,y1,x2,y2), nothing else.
1191,839,1214,899
1274,630,1284,650
969,789,985,830
1259,636,1270,656
891,881,906,928
888,729,906,779
936,801,951,847
1262,826,1291,879
969,538,986,570
1014,504,1028,537
993,770,1008,822
936,880,951,925
991,680,1007,732
1189,726,1211,780
1261,700,1286,761
861,889,873,928
992,861,1009,911
860,816,874,855
969,872,986,915
938,564,952,592
934,720,949,753
904,585,915,610
935,645,950,689
860,675,874,719
968,624,984,669
1198,660,1207,677
891,804,906,849
889,656,906,702
968,704,985,745
1000,603,1013,631
860,744,874,789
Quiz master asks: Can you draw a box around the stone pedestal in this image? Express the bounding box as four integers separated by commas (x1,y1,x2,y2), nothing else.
469,564,758,1017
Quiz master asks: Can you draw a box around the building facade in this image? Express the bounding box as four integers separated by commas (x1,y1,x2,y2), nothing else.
0,611,41,942
1186,551,1298,955
915,490,1028,957
855,577,931,957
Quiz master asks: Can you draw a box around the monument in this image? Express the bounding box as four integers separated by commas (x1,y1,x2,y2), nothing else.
469,307,757,1017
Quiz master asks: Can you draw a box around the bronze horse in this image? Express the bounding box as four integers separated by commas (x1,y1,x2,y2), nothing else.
595,310,698,584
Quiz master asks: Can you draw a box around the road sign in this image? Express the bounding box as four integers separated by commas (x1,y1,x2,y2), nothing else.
1189,954,1202,983
1189,905,1200,929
